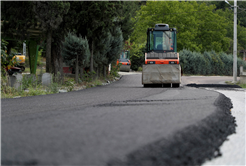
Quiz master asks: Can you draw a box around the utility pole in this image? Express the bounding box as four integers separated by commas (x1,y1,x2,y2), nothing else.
233,0,237,83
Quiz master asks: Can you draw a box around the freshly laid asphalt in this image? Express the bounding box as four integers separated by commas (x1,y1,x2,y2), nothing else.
203,89,245,165
1,74,237,165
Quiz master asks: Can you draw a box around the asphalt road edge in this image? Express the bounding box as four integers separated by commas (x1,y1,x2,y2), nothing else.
107,93,237,166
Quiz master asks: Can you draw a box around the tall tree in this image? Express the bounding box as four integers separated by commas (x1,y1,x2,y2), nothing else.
50,1,82,76
33,1,70,73
75,1,121,73
93,25,124,77
131,1,229,53
1,1,39,53
116,1,140,41
201,1,246,28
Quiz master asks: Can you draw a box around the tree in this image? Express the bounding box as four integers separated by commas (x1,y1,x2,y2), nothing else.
75,1,125,73
49,1,82,76
116,1,140,41
215,8,246,57
61,32,90,83
1,39,19,76
129,42,145,71
106,26,124,65
1,1,38,41
33,1,70,73
201,1,246,28
87,25,123,77
131,1,229,53
1,40,10,75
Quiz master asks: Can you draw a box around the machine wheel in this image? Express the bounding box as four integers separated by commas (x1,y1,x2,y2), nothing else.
143,84,153,88
143,84,148,88
172,83,180,88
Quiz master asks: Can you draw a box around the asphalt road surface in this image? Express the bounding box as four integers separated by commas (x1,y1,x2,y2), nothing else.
1,73,240,165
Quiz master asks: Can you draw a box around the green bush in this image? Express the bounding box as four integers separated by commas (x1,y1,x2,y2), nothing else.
83,71,96,82
110,64,120,77
138,67,142,71
21,74,37,90
179,49,246,76
219,52,233,76
130,43,145,71
203,51,213,75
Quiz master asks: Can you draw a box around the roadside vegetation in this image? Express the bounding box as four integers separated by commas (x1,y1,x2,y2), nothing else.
1,65,121,99
225,81,246,89
129,1,246,72
179,49,246,76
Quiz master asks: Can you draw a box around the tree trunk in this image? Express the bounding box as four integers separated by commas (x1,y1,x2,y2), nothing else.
75,54,79,83
52,41,63,75
103,65,106,77
46,30,52,73
96,66,99,79
90,40,94,72
80,66,84,81
51,40,64,84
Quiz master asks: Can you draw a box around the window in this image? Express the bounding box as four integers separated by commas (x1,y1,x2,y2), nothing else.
148,30,176,52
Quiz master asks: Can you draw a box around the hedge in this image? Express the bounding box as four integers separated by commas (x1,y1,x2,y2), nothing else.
179,49,246,76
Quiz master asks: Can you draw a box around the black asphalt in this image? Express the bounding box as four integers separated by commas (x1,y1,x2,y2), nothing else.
1,74,236,166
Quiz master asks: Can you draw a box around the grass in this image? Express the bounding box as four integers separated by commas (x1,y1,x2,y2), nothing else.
1,72,119,98
23,67,46,74
225,81,246,89
239,84,246,88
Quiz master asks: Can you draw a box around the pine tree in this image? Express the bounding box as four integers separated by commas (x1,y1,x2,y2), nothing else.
61,32,90,83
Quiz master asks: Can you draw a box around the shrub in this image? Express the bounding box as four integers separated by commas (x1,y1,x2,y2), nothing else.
138,67,142,71
110,64,120,77
83,71,96,82
203,51,213,75
179,49,246,76
130,43,145,71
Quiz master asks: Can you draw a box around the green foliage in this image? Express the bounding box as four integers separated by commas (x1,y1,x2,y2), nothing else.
179,49,246,76
93,79,103,86
203,1,246,28
1,74,11,96
106,26,124,65
1,1,38,40
82,71,96,82
28,86,47,96
215,8,246,57
1,39,10,74
110,64,120,77
116,1,140,41
1,39,19,75
92,25,123,70
64,79,75,92
239,84,246,89
62,32,90,68
75,1,128,73
46,83,59,94
138,67,143,72
33,1,70,30
130,42,145,71
21,75,37,90
131,1,230,53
